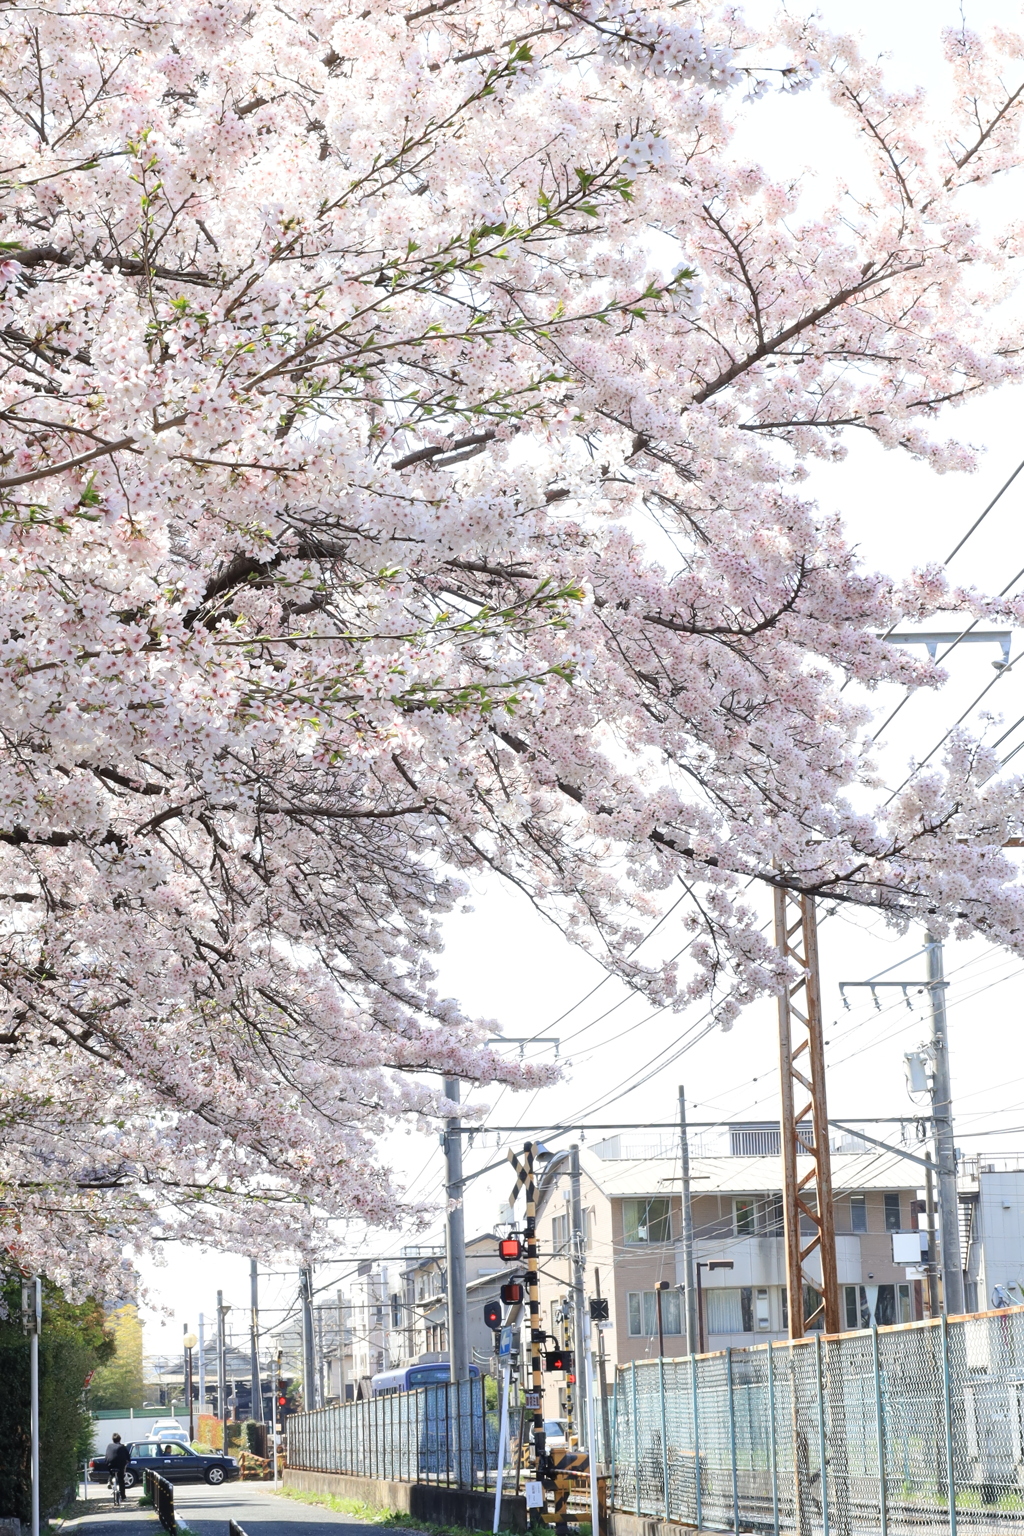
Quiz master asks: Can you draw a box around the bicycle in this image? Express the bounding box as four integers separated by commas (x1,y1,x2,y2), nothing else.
108,1473,125,1508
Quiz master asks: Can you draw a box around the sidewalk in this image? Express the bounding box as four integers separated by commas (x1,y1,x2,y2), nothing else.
56,1491,158,1536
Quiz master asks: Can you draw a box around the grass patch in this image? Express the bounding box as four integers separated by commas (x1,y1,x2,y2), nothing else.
273,1484,528,1536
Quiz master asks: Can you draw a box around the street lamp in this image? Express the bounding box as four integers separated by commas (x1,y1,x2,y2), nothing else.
695,1261,733,1354
183,1331,198,1443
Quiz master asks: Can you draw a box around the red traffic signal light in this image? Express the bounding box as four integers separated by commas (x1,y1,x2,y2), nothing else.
498,1238,523,1261
483,1299,503,1331
544,1349,574,1373
500,1281,524,1304
277,1394,287,1406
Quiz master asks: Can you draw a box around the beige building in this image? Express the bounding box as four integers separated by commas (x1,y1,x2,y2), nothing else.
536,1132,926,1366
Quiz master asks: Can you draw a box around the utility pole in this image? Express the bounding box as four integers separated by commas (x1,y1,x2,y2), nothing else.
216,1291,228,1452
569,1147,587,1448
927,933,964,1314
299,1267,317,1410
924,1163,940,1317
444,1077,469,1382
249,1260,264,1427
593,1270,612,1463
774,888,840,1336
678,1085,698,1355
198,1313,207,1418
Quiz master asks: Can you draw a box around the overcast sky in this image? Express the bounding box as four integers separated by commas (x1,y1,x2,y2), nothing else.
137,0,1024,1361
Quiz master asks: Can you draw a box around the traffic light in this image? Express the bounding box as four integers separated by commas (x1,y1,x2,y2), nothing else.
544,1349,573,1373
498,1237,523,1261
483,1299,503,1331
589,1296,610,1321
500,1281,524,1303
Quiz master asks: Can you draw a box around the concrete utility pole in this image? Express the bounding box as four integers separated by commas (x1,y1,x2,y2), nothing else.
250,1260,264,1426
444,1077,470,1382
678,1085,698,1355
569,1146,587,1448
927,933,964,1315
774,888,840,1337
299,1267,317,1410
216,1291,228,1451
25,1276,40,1536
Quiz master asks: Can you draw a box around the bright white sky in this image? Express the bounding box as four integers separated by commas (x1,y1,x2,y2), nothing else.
139,0,1024,1365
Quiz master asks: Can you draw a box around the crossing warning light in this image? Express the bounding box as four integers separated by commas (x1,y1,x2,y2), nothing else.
589,1297,610,1321
499,1237,523,1260
544,1349,574,1373
500,1281,524,1304
483,1299,503,1331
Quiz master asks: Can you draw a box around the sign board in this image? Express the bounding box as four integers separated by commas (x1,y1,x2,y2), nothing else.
498,1326,514,1359
524,1482,545,1510
892,1231,928,1266
524,1391,541,1409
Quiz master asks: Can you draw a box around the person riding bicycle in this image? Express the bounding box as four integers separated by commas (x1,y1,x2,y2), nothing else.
107,1436,131,1503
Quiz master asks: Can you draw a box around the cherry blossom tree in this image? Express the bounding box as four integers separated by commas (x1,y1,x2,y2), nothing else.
2,0,1024,1293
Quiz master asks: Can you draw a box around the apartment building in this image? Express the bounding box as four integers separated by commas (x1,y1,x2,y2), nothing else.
393,1234,505,1367
961,1157,1024,1312
535,1126,926,1364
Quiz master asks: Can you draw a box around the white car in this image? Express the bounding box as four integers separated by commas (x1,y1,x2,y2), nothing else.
148,1419,190,1445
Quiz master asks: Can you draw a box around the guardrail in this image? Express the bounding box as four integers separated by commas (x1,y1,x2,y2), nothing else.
143,1468,176,1535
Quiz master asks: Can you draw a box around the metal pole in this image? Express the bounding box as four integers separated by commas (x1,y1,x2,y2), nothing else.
928,935,964,1315
300,1267,317,1411
595,1269,613,1463
940,1317,958,1536
217,1291,228,1453
656,1285,665,1361
691,1355,702,1532
444,1078,470,1383
659,1356,670,1520
198,1313,207,1419
697,1264,705,1355
316,1305,326,1412
584,1311,601,1536
871,1325,888,1536
493,1361,511,1534
250,1260,264,1427
185,1334,195,1441
767,1343,780,1536
678,1086,698,1357
570,1146,588,1448
632,1362,640,1517
522,1144,545,1476
727,1347,739,1536
815,1335,830,1536
29,1276,40,1536
925,1164,941,1318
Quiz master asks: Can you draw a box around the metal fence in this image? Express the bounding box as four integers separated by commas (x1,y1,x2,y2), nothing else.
143,1469,176,1535
287,1378,517,1490
612,1305,1024,1535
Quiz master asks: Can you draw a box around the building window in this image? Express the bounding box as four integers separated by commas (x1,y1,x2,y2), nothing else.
850,1194,867,1233
734,1198,756,1235
756,1288,771,1330
627,1290,683,1336
844,1283,913,1327
884,1193,902,1232
623,1198,672,1244
552,1214,569,1254
390,1293,402,1328
705,1289,743,1335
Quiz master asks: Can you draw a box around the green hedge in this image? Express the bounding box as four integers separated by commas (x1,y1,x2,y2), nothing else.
0,1278,113,1522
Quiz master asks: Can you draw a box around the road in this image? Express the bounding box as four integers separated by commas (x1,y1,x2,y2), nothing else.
174,1482,419,1536
66,1481,420,1536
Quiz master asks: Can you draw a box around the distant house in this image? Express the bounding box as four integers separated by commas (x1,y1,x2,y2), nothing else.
535,1129,926,1369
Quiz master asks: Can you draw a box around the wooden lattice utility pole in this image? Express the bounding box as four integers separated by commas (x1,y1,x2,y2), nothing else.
774,888,841,1337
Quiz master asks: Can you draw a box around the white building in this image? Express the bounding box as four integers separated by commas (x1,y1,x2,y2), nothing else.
962,1160,1024,1312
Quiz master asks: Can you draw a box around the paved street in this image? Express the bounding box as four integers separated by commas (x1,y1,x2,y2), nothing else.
174,1482,409,1536
64,1482,418,1536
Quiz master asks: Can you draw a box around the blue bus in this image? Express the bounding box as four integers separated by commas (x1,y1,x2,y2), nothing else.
371,1363,480,1395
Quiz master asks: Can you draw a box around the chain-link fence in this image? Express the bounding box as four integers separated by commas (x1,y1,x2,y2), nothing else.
286,1378,518,1490
612,1306,1024,1534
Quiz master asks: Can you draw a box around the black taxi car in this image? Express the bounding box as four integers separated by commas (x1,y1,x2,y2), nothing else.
90,1439,241,1487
